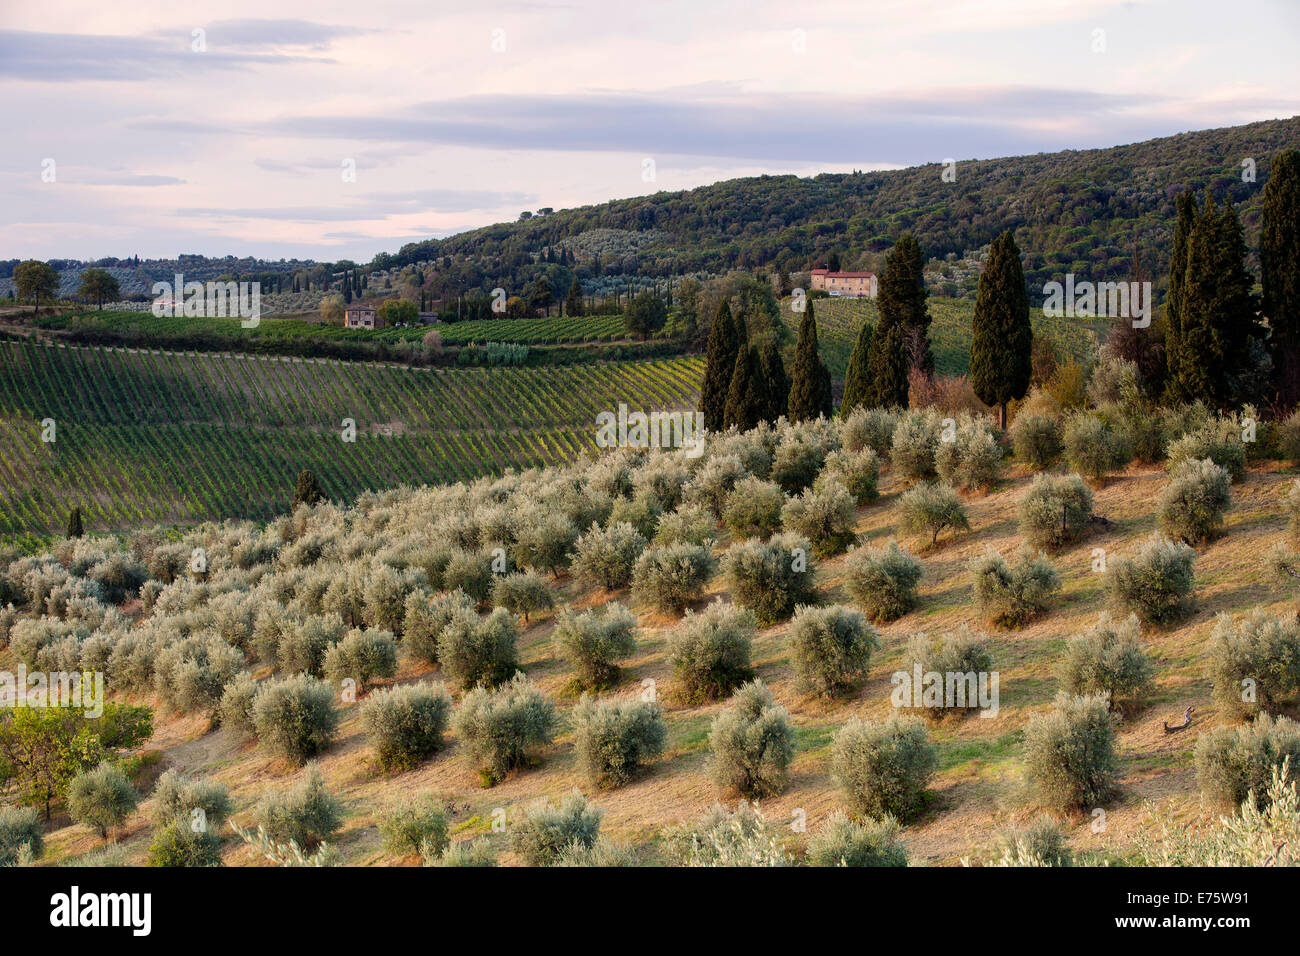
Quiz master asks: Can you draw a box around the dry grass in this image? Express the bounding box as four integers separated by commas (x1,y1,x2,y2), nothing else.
29,459,1300,867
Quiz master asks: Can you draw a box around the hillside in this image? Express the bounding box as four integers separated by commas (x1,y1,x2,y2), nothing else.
388,117,1300,299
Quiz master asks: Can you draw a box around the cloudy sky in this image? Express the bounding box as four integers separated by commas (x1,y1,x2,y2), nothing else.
2,0,1297,263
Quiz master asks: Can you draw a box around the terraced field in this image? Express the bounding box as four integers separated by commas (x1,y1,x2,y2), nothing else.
791,297,1107,379
0,341,702,541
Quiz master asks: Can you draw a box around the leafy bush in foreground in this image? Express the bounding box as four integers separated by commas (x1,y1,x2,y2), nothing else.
510,792,601,866
843,540,923,622
453,673,557,785
667,599,756,703
553,603,638,690
709,679,795,798
787,604,879,698
1105,533,1196,626
721,532,816,625
572,695,667,788
831,714,937,821
1023,694,1116,810
1195,714,1300,811
361,682,451,771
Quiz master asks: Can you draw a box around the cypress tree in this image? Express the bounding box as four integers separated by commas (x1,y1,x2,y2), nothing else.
1163,191,1197,404
723,345,762,430
701,301,741,431
877,234,933,375
292,470,326,510
756,337,789,423
864,321,910,409
66,506,83,539
969,230,1032,428
1179,194,1261,409
565,277,584,317
841,319,874,414
787,299,833,421
1264,150,1300,410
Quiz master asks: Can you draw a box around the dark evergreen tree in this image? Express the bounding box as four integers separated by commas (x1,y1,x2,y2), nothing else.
969,230,1032,427
1264,150,1300,410
66,506,83,539
701,301,742,431
840,318,874,414
723,345,762,430
787,299,833,421
877,234,933,375
1163,191,1197,404
292,470,326,510
1178,194,1263,409
565,277,584,317
756,337,789,423
864,321,910,409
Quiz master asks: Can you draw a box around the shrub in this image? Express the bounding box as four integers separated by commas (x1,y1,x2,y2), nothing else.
551,838,636,867
1207,610,1300,720
1058,613,1155,710
437,607,519,690
818,448,880,505
150,770,233,831
653,503,716,548
453,673,557,785
571,522,647,591
969,549,1061,628
361,682,452,771
251,674,340,764
662,802,793,867
1195,714,1300,811
1279,408,1300,465
153,634,246,719
402,589,475,666
553,603,638,690
831,714,937,821
900,627,995,717
1158,458,1232,544
1023,694,1117,810
607,493,663,540
322,628,398,692
632,454,691,510
442,549,494,604
898,482,970,547
362,565,423,635
255,763,343,850
147,818,222,867
380,795,449,857
219,672,259,741
994,816,1074,867
431,838,498,867
685,454,747,519
844,540,922,622
0,806,43,865
934,414,1003,490
572,695,667,788
771,434,830,494
722,477,784,540
510,792,602,866
277,613,347,677
511,513,578,578
787,604,879,697
631,542,717,615
667,599,756,703
1166,424,1247,483
806,812,907,867
890,409,941,483
1106,533,1196,625
1063,412,1132,485
491,570,555,624
67,762,139,839
781,481,857,556
709,679,795,798
1017,473,1095,550
840,406,898,458
722,533,816,625
1009,412,1063,470
1284,479,1300,545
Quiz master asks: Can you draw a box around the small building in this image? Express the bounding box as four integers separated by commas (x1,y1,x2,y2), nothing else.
811,269,877,298
344,304,379,329
417,311,440,324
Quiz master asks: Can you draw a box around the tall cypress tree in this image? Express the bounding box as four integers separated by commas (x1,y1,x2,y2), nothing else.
723,345,761,430
701,301,741,431
787,299,833,421
841,319,874,414
864,321,910,409
1179,194,1262,409
1264,150,1300,410
756,337,789,423
877,234,933,375
1163,191,1197,404
969,230,1032,428
66,506,83,539
565,277,584,317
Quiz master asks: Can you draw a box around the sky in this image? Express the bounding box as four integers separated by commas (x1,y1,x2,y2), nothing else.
1,0,1298,263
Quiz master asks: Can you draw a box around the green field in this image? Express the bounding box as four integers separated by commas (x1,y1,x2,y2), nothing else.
0,341,701,541
35,311,630,347
791,296,1106,379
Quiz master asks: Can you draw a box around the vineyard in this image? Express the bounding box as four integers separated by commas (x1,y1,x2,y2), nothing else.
0,341,702,542
793,297,1106,379
35,311,631,348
